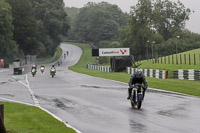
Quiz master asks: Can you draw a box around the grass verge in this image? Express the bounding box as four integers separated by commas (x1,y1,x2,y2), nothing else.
1,102,76,133
36,46,63,65
65,42,200,97
52,46,63,63
138,48,200,78
139,60,200,78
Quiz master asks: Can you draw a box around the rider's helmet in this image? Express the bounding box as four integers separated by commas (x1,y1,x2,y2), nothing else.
33,64,36,67
52,65,54,67
135,69,143,78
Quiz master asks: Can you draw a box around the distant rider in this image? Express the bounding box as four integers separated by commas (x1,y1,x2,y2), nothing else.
127,69,148,100
50,65,56,72
40,64,45,73
40,64,45,69
31,64,37,72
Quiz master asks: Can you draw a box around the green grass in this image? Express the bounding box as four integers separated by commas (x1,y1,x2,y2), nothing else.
65,42,96,69
52,46,63,63
139,61,200,78
36,46,63,65
36,55,52,62
64,42,200,97
1,102,76,133
138,48,200,78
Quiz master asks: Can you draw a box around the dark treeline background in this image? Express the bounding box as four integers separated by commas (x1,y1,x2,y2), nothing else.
0,0,69,61
65,2,127,48
65,0,200,61
1,0,200,63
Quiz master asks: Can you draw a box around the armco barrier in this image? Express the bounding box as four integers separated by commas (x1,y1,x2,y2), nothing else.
87,64,111,73
173,69,200,80
87,65,167,79
127,67,168,79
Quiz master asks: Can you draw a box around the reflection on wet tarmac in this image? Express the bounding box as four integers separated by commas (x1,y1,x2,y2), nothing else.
0,94,14,97
129,120,146,133
157,104,188,118
80,84,127,90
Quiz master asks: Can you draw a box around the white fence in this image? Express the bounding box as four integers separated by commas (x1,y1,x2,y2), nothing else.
127,67,168,79
87,64,111,73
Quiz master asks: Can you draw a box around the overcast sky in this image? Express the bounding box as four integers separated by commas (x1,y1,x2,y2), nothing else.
64,0,200,34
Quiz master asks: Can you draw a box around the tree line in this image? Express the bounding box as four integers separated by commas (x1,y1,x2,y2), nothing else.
0,0,69,61
65,2,127,46
66,0,200,61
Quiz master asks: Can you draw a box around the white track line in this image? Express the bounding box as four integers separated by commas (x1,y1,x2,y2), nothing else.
6,74,82,133
0,98,35,106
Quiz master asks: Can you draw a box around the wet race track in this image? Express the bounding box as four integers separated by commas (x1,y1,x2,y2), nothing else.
1,43,200,133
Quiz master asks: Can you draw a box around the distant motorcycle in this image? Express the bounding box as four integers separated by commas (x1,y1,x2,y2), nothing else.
31,68,36,77
130,83,144,109
40,66,45,73
50,68,56,78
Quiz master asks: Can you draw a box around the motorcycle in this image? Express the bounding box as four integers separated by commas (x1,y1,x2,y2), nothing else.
50,68,56,78
40,66,45,73
31,68,36,77
130,84,144,109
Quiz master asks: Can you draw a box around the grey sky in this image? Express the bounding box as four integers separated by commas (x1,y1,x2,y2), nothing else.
64,0,200,34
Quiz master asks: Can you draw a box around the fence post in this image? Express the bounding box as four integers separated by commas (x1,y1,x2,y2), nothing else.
189,53,191,65
180,54,182,64
176,54,178,64
194,54,196,65
172,54,174,64
199,54,200,64
168,55,170,64
0,104,6,133
184,54,186,64
165,56,166,64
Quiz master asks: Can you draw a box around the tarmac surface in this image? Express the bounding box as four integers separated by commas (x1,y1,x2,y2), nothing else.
1,43,200,133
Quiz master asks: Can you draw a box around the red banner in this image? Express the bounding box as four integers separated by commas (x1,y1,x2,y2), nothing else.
0,59,4,66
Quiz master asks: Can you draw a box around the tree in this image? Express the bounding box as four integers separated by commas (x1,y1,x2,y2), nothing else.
153,0,191,41
64,7,79,40
32,0,70,55
119,0,191,59
126,0,154,58
73,2,127,44
0,0,18,60
6,0,43,56
5,0,70,57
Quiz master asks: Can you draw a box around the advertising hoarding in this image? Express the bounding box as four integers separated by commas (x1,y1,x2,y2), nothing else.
99,48,130,57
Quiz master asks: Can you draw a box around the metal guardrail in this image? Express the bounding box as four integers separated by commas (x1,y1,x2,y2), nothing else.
87,64,111,73
127,67,168,79
173,69,200,80
87,65,168,79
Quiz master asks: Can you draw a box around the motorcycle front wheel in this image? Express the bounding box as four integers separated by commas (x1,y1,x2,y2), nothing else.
130,93,135,108
136,94,143,109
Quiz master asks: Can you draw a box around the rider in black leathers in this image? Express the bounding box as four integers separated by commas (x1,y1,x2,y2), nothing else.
127,69,148,100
